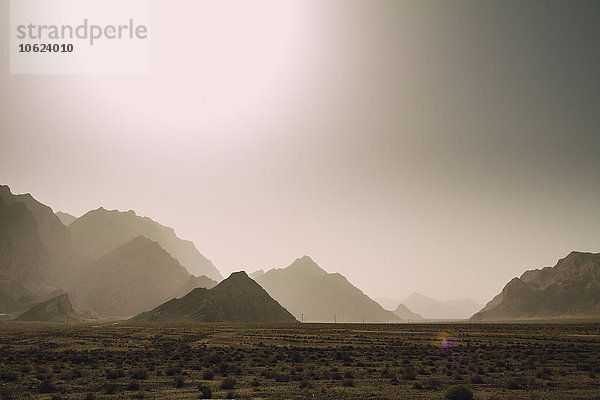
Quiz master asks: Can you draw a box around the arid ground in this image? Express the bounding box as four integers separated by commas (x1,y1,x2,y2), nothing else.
0,322,599,399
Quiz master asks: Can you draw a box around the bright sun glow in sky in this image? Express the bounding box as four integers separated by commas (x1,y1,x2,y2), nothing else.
1,0,599,304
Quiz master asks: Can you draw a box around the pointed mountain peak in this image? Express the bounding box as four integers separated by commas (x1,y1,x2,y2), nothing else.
17,293,80,322
287,255,326,274
114,235,161,252
132,270,297,323
211,271,257,291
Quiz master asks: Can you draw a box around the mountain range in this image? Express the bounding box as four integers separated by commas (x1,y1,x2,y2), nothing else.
0,190,54,312
0,185,72,278
400,293,482,320
471,251,600,321
55,211,77,226
69,207,222,281
74,236,195,316
254,256,400,323
2,183,599,322
0,185,220,317
376,293,482,320
132,271,297,323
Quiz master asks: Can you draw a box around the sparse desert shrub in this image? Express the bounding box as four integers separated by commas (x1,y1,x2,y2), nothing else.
505,376,526,390
174,376,184,388
444,385,474,400
131,368,149,380
39,379,56,393
292,351,302,363
191,362,202,370
220,377,236,390
342,378,354,387
126,381,140,391
166,365,180,376
84,393,96,400
0,387,16,399
203,369,215,380
225,391,235,399
70,368,82,379
0,371,18,382
274,373,290,382
422,377,441,390
207,352,223,365
250,378,260,387
105,369,123,380
402,367,416,380
103,383,118,394
218,362,229,374
299,379,312,389
198,385,212,398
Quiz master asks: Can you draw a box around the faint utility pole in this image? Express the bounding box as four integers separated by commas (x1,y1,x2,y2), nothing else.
362,316,365,324
334,314,336,324
301,313,304,323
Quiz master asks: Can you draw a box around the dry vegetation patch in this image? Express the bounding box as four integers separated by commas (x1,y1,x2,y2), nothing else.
0,322,598,399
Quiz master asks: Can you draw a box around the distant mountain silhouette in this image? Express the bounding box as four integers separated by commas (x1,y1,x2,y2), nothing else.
254,256,400,323
0,191,55,312
249,269,265,279
55,211,77,226
0,185,71,277
402,293,482,319
392,304,424,321
69,207,222,281
75,236,194,317
472,251,600,321
132,271,297,323
16,293,80,322
172,275,218,299
0,185,221,317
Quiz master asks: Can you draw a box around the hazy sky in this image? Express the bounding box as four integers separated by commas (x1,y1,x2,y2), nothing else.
1,0,599,304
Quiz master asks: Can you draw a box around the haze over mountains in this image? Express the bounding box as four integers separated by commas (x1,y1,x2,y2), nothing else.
472,252,600,321
254,256,400,323
392,304,424,321
55,211,77,226
376,294,482,320
1,183,599,323
402,293,483,320
132,271,297,323
0,190,53,312
69,207,222,281
0,185,72,277
74,236,194,316
0,185,220,318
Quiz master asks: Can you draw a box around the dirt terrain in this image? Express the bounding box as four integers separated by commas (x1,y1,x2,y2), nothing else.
0,322,599,399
